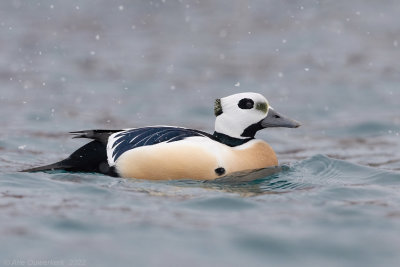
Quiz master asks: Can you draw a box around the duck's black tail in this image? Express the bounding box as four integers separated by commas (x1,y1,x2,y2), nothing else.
22,130,122,177
22,162,70,173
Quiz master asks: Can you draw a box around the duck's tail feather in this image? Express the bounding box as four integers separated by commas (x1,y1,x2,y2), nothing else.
70,129,122,144
21,162,69,172
21,140,118,177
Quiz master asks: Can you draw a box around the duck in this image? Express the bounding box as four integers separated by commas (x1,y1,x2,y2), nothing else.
23,92,300,180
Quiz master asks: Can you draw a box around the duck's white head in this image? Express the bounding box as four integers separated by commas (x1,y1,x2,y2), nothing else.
214,92,300,139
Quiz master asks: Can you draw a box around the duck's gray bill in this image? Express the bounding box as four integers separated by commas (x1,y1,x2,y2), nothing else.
261,108,301,128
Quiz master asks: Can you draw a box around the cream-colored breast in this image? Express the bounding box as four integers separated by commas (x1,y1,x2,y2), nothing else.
114,137,277,180
223,140,278,174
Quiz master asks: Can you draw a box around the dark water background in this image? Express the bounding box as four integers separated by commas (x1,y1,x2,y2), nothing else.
1,1,400,266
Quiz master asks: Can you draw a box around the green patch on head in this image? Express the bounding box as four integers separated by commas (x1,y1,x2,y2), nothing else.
256,102,268,113
214,98,223,116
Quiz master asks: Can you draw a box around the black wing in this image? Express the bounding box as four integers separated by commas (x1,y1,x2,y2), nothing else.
109,126,214,163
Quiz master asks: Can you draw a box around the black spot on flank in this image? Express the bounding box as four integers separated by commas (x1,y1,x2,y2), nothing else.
215,167,226,176
274,114,281,118
238,98,254,109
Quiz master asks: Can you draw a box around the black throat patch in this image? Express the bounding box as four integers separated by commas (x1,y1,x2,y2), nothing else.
213,131,252,147
240,120,263,138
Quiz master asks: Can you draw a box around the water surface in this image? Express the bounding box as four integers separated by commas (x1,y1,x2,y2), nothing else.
1,1,400,266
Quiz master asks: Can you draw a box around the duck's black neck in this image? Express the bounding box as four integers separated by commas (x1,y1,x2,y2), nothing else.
212,131,252,147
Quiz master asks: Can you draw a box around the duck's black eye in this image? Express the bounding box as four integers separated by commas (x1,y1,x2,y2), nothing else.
238,98,254,109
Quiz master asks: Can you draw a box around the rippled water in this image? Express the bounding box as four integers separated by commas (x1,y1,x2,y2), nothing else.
2,156,400,266
1,1,400,267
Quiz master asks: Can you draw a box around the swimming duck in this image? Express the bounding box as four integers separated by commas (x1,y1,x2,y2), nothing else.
23,92,300,180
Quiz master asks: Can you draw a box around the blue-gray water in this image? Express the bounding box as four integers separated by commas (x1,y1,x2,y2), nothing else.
1,1,400,266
